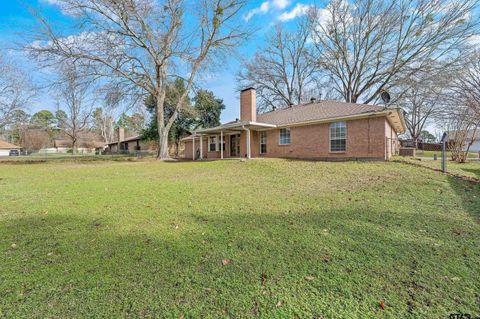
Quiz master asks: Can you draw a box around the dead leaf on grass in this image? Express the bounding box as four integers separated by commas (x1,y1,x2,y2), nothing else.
379,299,385,310
251,301,259,316
222,259,231,266
261,272,267,286
276,300,283,308
305,276,315,281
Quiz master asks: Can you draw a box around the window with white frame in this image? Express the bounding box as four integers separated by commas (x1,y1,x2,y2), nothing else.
330,121,347,152
279,128,291,145
209,136,217,152
219,135,226,151
260,131,267,153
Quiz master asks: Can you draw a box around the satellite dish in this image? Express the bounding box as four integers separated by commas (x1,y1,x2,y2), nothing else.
381,91,391,105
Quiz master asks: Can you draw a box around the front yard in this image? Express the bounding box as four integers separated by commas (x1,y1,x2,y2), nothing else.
0,159,479,318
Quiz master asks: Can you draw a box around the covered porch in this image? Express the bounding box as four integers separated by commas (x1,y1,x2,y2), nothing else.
184,121,276,160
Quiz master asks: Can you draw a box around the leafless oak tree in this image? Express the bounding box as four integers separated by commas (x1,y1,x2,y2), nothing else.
54,64,93,155
237,20,320,112
26,0,249,159
395,66,450,146
309,0,479,104
0,55,35,130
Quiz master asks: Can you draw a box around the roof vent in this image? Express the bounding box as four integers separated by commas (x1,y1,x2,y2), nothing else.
235,118,239,122
310,97,317,103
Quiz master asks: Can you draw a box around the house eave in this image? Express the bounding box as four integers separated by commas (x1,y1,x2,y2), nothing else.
193,121,277,134
274,110,405,133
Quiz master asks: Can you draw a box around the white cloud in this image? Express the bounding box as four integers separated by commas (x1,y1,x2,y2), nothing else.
244,1,271,21
279,3,311,22
243,0,292,22
272,0,290,10
41,0,64,4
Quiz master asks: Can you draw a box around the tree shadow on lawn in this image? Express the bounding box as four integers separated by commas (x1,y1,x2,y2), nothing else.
2,201,479,318
447,171,480,225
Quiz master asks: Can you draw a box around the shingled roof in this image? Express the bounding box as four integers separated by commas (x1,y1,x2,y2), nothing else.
257,100,385,126
0,140,21,149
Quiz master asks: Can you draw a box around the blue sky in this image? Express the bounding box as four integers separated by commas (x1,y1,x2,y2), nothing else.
0,0,317,122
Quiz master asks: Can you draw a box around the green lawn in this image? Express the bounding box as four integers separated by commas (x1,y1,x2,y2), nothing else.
415,150,479,159
395,156,480,180
1,159,479,318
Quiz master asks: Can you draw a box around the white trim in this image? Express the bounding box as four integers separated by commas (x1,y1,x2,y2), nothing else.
246,128,251,159
195,121,276,134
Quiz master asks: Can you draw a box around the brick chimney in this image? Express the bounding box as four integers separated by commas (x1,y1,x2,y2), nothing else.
240,87,256,122
117,127,125,151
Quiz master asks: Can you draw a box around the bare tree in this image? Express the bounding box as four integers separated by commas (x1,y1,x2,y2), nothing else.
237,20,319,112
309,0,479,104
26,0,249,159
0,54,35,129
395,66,450,147
54,64,93,155
92,106,115,143
442,51,480,162
441,107,479,162
20,128,51,152
452,51,480,120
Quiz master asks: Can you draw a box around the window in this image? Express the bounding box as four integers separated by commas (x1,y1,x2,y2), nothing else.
219,135,226,151
330,121,347,152
209,136,217,152
260,131,267,153
279,128,291,145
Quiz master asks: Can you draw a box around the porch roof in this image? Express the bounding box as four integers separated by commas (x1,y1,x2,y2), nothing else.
193,120,276,135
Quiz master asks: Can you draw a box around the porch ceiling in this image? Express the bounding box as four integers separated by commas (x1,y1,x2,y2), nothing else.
193,121,277,135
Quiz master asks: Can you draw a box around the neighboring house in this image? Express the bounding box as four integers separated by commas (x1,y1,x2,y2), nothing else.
0,140,21,156
448,129,480,152
106,128,154,154
52,138,105,153
182,88,406,161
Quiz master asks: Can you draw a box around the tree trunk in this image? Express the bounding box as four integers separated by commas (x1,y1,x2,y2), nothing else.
72,138,77,155
157,129,169,160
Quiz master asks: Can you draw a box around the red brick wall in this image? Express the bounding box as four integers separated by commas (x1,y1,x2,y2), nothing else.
183,116,391,160
250,117,387,160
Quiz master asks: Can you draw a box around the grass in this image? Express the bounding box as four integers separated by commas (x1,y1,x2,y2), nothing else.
0,153,144,163
394,156,480,180
415,150,479,159
1,159,479,318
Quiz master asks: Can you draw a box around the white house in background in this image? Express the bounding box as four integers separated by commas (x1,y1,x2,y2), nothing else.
0,140,21,156
466,130,480,152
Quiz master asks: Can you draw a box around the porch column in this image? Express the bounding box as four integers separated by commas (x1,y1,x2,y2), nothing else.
220,131,224,159
192,134,195,160
246,128,251,159
199,135,203,159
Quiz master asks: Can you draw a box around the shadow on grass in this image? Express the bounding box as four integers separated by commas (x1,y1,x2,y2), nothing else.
2,200,479,318
447,172,480,226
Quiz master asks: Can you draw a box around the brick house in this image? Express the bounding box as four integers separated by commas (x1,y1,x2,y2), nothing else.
182,88,406,161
